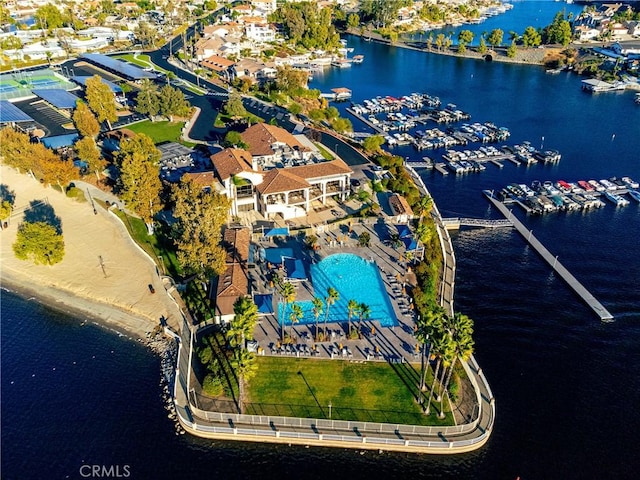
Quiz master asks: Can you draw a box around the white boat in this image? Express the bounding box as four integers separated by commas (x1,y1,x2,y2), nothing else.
628,190,640,203
331,59,352,68
599,179,618,191
622,176,639,189
604,191,630,206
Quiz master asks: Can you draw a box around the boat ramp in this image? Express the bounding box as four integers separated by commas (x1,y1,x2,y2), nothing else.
484,191,614,322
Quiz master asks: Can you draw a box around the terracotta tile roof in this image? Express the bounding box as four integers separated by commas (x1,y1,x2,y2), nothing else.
256,169,310,195
210,148,253,181
285,159,352,180
214,263,248,317
240,123,309,157
183,171,217,187
389,193,414,216
215,227,251,317
222,227,250,264
200,55,235,72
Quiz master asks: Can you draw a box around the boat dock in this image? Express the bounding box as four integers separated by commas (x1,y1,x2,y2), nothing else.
484,191,614,321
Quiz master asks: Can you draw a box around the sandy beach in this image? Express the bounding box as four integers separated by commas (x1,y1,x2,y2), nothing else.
0,165,184,339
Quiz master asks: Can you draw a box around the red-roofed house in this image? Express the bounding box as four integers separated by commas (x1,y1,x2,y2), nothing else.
207,123,352,220
240,122,311,168
213,227,251,323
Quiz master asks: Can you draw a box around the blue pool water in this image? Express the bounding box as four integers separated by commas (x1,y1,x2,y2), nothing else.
280,253,398,327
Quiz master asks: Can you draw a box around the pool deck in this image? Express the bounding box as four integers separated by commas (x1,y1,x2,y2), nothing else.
250,219,422,365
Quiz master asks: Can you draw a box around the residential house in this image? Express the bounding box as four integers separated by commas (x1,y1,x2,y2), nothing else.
610,22,629,41
245,22,276,44
231,58,277,83
195,36,225,61
575,25,601,42
213,227,251,324
203,123,352,220
240,122,312,169
598,3,623,18
209,148,263,215
200,55,235,80
255,159,352,220
250,0,277,15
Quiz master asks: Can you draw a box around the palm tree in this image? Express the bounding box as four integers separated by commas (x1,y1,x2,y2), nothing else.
415,306,446,403
436,337,456,419
440,312,474,417
288,302,303,341
280,282,296,342
227,296,258,349
312,296,324,341
357,303,370,336
231,348,257,414
324,287,339,330
347,299,359,336
424,320,454,415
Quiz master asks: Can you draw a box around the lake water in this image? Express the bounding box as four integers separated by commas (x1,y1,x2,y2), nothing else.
3,1,640,478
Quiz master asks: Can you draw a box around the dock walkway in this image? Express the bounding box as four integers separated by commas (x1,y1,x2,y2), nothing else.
484,192,613,321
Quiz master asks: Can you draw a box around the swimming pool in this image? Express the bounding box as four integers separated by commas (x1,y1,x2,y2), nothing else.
279,253,398,327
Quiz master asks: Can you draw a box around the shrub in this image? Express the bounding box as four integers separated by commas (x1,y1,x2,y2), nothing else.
202,374,224,397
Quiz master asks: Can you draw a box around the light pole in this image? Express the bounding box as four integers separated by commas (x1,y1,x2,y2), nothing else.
328,401,332,419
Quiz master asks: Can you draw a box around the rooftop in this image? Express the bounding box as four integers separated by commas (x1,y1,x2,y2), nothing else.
241,123,309,157
32,89,79,109
0,100,34,123
81,53,157,81
210,148,254,181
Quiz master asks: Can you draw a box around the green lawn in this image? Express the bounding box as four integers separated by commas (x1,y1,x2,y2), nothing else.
314,142,335,160
125,120,195,147
246,356,453,426
111,208,181,277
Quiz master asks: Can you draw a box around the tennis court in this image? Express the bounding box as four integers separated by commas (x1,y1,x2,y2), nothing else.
0,69,75,101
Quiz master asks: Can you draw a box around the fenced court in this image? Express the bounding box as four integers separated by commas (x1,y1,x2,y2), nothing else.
0,69,75,101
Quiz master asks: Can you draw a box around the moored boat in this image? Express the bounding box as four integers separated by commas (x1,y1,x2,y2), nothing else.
628,190,640,203
604,191,630,206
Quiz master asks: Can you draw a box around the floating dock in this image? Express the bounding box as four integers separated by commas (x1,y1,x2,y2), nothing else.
484,191,614,321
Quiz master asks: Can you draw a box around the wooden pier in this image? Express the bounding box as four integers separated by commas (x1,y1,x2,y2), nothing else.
484,192,614,321
434,163,449,175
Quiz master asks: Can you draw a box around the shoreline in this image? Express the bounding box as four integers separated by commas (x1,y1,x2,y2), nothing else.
1,274,154,343
0,165,184,344
345,30,550,66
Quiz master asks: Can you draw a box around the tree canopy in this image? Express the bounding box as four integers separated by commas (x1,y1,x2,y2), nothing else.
224,93,247,118
35,4,66,30
171,177,231,278
85,75,117,129
543,12,573,46
360,0,409,28
362,134,384,153
134,79,160,117
115,133,162,227
487,28,504,48
159,84,191,120
72,101,100,138
74,137,106,178
269,2,341,50
13,221,65,265
522,26,542,47
458,29,474,46
0,127,77,188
